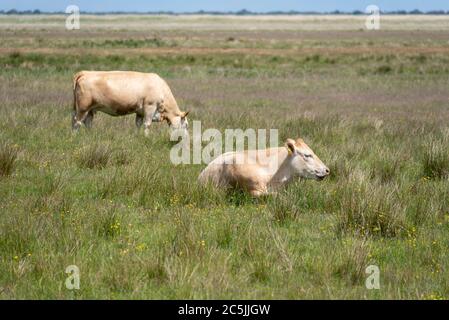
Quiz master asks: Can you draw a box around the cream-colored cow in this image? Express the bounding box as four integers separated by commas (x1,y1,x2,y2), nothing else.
198,138,330,196
72,71,189,136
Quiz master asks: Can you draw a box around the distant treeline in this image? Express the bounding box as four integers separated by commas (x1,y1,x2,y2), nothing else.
1,9,449,15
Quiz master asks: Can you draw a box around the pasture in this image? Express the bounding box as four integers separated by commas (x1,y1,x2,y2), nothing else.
0,14,449,299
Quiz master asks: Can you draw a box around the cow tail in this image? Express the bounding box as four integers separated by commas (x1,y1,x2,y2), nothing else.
72,83,77,113
72,72,83,112
72,72,83,128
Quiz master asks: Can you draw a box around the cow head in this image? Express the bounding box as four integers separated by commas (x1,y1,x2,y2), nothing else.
172,111,190,131
160,111,190,136
285,138,330,181
156,100,190,135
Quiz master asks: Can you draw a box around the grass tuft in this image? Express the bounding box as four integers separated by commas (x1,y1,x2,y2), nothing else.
376,65,393,74
76,144,112,169
334,239,369,284
0,142,19,177
268,192,301,223
422,140,449,179
369,158,402,183
335,173,407,237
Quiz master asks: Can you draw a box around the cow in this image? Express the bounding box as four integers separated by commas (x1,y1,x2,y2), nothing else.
198,138,330,197
72,71,189,136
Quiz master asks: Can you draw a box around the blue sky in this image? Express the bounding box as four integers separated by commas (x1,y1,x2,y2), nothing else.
1,1,448,13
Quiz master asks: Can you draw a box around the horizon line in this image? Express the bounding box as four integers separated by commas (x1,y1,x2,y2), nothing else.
1,8,449,15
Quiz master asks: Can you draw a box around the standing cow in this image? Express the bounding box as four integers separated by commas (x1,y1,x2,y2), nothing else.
72,71,189,136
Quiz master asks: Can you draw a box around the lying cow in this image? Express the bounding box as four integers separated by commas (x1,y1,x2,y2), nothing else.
72,71,189,136
198,138,330,197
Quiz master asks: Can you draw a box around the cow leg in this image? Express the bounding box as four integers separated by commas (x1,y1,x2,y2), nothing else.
143,103,157,137
249,189,266,197
73,88,92,131
72,110,89,130
71,111,78,130
83,111,94,129
248,183,268,197
135,114,144,129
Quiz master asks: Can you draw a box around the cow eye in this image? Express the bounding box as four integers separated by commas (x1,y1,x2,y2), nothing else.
304,154,313,159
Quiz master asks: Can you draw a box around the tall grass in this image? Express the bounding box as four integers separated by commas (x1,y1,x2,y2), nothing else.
335,171,407,238
334,239,370,284
76,144,112,169
422,139,449,179
0,142,18,177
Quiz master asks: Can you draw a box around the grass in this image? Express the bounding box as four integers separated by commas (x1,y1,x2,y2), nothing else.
0,142,18,177
75,143,113,169
422,138,449,179
0,15,449,299
3,51,449,79
334,175,407,238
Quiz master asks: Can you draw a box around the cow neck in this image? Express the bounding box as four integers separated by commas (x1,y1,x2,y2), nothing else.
267,148,295,190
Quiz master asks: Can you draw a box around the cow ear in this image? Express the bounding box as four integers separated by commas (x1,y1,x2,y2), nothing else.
286,139,296,155
181,111,190,119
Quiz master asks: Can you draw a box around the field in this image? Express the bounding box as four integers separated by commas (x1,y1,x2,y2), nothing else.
0,14,449,299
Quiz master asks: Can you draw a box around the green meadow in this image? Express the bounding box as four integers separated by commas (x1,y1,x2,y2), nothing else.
0,15,448,299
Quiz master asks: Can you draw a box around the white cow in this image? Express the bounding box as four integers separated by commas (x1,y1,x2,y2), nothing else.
199,138,330,196
72,71,189,136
